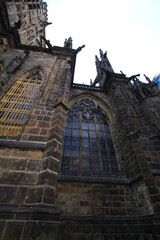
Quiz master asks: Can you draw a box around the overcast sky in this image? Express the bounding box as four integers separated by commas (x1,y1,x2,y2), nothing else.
45,0,160,85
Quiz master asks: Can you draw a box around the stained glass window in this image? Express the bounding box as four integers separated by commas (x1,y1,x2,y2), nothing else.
0,70,42,137
60,99,121,177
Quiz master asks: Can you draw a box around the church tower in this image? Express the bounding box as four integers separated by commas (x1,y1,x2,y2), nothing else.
0,2,160,239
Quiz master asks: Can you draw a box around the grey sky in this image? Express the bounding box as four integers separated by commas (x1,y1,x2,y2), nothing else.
46,0,160,84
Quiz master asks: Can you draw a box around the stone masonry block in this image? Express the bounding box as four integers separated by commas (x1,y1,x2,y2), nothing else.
42,157,60,172
2,221,24,240
37,170,57,185
0,186,17,203
43,187,56,204
25,187,43,204
14,187,27,204
0,157,8,170
10,149,43,159
27,159,43,172
0,171,38,186
7,158,27,171
37,120,50,128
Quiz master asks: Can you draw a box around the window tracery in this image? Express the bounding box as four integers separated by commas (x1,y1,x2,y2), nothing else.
60,98,121,177
0,69,42,137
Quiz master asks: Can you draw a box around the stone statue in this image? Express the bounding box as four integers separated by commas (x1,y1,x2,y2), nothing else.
64,37,73,48
99,49,113,72
5,56,23,74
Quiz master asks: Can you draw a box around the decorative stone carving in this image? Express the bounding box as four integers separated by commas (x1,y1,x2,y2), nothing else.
75,44,85,54
130,74,160,102
99,49,114,72
0,50,30,89
64,37,72,48
92,49,114,87
0,38,9,54
5,56,23,74
41,36,53,51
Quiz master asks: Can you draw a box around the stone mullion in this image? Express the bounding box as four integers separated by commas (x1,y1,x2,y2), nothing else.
94,115,103,175
103,122,112,174
69,117,73,172
88,120,92,175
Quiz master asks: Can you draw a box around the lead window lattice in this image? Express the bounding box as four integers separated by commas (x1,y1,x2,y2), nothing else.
0,72,42,137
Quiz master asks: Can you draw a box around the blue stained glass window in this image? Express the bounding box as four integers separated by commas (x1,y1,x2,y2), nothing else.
89,122,95,130
82,130,88,138
60,99,120,178
73,129,79,137
97,123,103,132
73,118,80,129
82,138,89,148
72,138,79,148
90,130,96,139
66,119,72,128
15,103,22,109
64,137,71,147
65,128,72,137
82,122,88,130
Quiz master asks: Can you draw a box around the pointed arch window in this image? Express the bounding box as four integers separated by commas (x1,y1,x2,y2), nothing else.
60,99,121,178
0,69,42,137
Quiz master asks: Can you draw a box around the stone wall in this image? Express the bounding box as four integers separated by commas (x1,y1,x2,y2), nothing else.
0,45,160,239
56,181,136,216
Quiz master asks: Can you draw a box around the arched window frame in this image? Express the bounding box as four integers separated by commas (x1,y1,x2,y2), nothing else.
0,68,44,137
60,98,121,178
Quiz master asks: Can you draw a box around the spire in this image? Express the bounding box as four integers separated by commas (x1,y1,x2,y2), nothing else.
92,49,114,87
99,49,114,73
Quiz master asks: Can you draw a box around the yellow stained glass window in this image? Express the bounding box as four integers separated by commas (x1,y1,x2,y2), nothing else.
0,71,42,137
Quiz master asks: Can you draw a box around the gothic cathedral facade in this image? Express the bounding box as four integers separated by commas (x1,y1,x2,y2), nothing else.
0,2,160,239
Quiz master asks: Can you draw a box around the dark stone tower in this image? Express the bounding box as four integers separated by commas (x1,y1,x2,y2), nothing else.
0,3,160,239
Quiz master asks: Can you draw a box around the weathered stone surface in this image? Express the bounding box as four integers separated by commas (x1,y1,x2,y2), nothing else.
14,187,27,204
0,222,6,239
0,172,38,186
2,221,24,240
43,187,56,205
7,158,27,171
0,186,17,203
25,187,43,204
0,20,160,239
37,170,57,185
